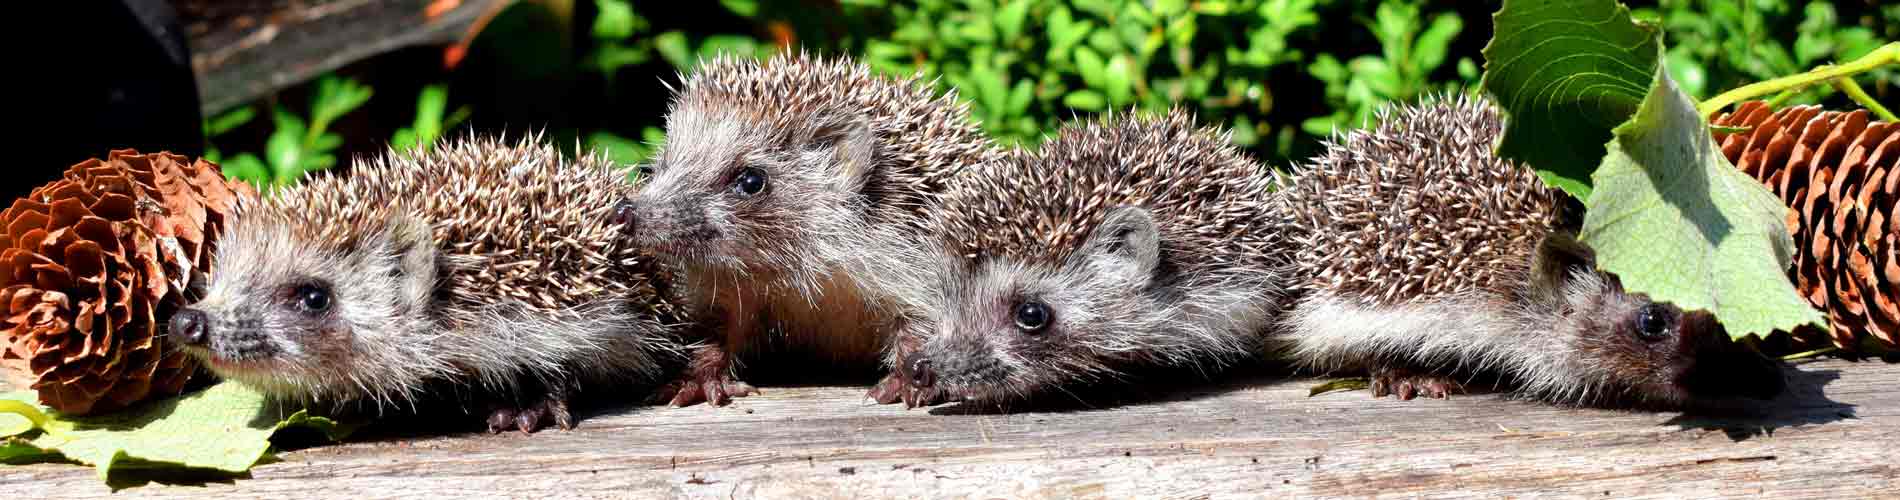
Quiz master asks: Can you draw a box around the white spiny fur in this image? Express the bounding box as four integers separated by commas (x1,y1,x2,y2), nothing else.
182,136,685,414
1271,95,1781,409
628,52,997,382
908,110,1286,405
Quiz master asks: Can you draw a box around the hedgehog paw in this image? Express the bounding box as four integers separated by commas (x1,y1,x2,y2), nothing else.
1369,367,1463,401
485,394,573,434
662,374,758,408
867,373,953,408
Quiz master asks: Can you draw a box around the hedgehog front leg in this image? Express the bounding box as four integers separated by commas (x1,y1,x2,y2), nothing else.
486,379,575,434
661,343,758,407
660,307,759,407
868,331,953,408
1367,364,1463,400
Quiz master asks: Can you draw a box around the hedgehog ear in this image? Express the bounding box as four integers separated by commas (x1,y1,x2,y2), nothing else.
811,118,877,188
381,215,439,302
1079,206,1161,281
1529,231,1596,300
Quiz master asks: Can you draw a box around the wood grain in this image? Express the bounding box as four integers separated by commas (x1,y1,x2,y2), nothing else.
2,359,1894,498
180,0,505,114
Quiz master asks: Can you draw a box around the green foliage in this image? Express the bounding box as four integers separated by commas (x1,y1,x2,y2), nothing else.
585,0,770,81
2,383,352,484
208,75,374,191
1635,0,1896,102
587,126,668,175
391,84,473,154
203,1,1893,175
785,0,1338,154
1584,68,1826,339
1487,0,1832,340
1302,0,1473,136
1482,0,1659,200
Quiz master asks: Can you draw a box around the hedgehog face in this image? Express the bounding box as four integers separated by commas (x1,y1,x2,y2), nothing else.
172,215,439,401
1531,238,1785,407
1549,276,1785,407
907,207,1175,405
628,101,877,283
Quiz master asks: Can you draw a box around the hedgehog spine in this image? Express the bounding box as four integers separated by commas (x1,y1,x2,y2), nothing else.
174,135,685,432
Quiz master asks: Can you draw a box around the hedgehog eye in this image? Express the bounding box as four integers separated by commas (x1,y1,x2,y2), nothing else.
731,166,768,197
295,283,333,315
1634,303,1672,342
1013,301,1052,333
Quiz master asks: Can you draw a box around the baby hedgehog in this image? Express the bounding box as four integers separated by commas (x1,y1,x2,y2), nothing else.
170,136,685,433
899,110,1285,407
1274,95,1784,408
620,52,997,406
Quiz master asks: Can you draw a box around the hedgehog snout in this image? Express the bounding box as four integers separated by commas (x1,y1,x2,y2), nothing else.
927,333,1008,387
170,308,211,347
609,198,639,237
1679,320,1786,401
621,195,714,251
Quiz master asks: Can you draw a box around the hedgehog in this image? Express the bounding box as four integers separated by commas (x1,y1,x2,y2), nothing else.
169,136,686,433
894,110,1286,407
1272,95,1785,408
617,52,999,407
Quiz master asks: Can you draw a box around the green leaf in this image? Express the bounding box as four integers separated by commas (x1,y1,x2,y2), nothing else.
1664,47,1708,98
0,384,353,483
719,0,759,17
1348,56,1399,98
1104,54,1135,105
1412,13,1462,75
698,35,761,61
203,107,256,138
1579,68,1827,340
221,153,270,189
1482,0,1660,200
265,109,307,183
592,0,636,39
1005,78,1035,116
995,0,1030,42
654,31,692,70
1307,378,1369,397
393,84,451,153
1063,90,1107,111
588,130,655,166
1074,46,1107,88
307,76,372,138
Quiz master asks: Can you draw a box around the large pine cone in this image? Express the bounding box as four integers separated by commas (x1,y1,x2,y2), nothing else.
1,150,256,414
1712,101,1897,353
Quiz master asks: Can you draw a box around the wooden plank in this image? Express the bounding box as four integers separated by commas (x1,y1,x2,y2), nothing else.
2,359,1894,498
177,0,508,114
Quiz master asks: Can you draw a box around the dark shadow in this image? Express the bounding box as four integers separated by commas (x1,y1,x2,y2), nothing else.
1664,363,1854,442
292,377,679,445
102,460,248,491
923,362,1298,416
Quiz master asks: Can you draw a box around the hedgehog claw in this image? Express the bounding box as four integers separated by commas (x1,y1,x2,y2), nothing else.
663,374,757,407
486,408,518,434
486,387,574,434
1370,366,1462,401
867,373,953,408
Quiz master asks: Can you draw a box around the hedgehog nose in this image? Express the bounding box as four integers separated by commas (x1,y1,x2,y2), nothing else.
906,356,936,388
169,309,209,347
610,199,639,236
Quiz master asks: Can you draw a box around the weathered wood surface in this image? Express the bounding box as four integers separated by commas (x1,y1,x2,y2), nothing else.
2,358,1895,498
177,0,507,114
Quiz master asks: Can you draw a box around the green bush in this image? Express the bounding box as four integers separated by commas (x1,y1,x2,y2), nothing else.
205,0,1898,181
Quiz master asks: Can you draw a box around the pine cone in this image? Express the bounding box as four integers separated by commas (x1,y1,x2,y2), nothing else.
1713,101,1897,353
1,150,256,414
